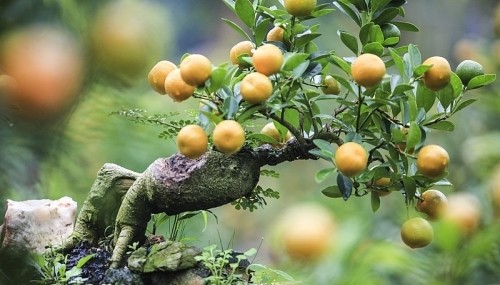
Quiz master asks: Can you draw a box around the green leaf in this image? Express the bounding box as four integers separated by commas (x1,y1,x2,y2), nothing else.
393,84,414,95
389,48,404,76
222,18,251,41
383,37,399,46
282,53,309,71
452,98,477,114
338,30,359,55
413,64,431,78
406,121,421,152
370,24,384,43
222,0,236,12
450,72,463,98
207,67,227,93
295,33,322,49
392,21,420,32
371,191,381,212
337,173,353,201
237,104,264,123
321,186,343,198
235,0,255,28
408,44,421,67
359,22,374,45
313,139,334,156
427,120,455,131
416,81,436,112
371,0,392,13
466,74,496,90
437,84,454,109
316,167,336,183
332,1,362,26
77,254,95,268
292,60,311,79
362,42,384,56
332,74,355,94
373,7,400,25
401,176,417,201
330,55,351,75
254,18,271,46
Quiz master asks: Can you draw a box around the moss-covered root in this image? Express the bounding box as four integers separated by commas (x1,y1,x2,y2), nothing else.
110,151,261,268
63,163,140,250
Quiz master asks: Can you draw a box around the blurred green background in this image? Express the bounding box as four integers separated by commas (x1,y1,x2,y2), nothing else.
1,0,499,284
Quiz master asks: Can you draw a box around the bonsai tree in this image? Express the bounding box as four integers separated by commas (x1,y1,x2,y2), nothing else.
51,0,496,282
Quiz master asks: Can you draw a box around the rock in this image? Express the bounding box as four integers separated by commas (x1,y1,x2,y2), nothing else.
0,196,77,253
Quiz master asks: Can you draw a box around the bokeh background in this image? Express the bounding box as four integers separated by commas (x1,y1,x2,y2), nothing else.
1,0,499,284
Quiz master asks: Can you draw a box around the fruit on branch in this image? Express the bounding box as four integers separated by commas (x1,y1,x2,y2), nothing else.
416,145,449,179
422,56,451,91
164,69,196,102
252,44,283,76
147,60,177,94
400,217,434,248
321,75,340,95
380,23,401,47
176,124,208,159
416,189,448,220
351,53,386,88
266,26,285,42
283,0,317,17
179,54,212,86
212,120,246,155
229,40,255,66
443,193,481,235
240,72,273,104
455,59,484,86
334,142,368,177
260,122,292,147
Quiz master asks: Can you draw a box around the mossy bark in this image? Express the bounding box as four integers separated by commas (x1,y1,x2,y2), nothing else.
66,140,316,269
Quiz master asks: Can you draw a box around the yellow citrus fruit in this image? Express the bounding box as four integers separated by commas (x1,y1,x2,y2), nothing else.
266,26,285,42
372,177,392,196
164,69,196,102
179,54,212,86
351,53,386,88
416,189,448,220
148,60,177,94
240,72,273,104
213,120,245,155
229,40,255,66
283,0,317,17
334,142,368,177
444,193,481,235
176,124,208,159
455,59,484,85
252,44,283,76
260,122,292,146
275,203,335,261
422,56,451,91
416,145,449,179
400,217,434,248
321,75,340,95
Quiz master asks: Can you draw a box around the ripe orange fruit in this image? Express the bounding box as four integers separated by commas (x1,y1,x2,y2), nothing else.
416,145,449,179
148,60,177,94
176,124,208,159
179,54,212,86
422,56,451,91
416,189,448,220
283,0,317,17
229,40,255,66
400,217,434,248
372,177,392,196
260,122,292,146
321,75,340,95
334,142,368,177
351,53,386,88
266,26,285,42
213,120,245,155
240,72,273,104
252,44,283,76
275,203,335,261
444,193,481,234
164,69,196,102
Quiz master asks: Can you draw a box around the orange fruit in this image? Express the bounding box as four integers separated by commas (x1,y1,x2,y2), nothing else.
444,193,481,235
422,56,451,91
372,177,392,196
321,75,340,95
351,53,386,88
252,44,283,76
400,217,434,248
212,120,245,154
164,69,196,102
176,124,208,159
283,0,317,17
229,40,255,66
148,60,177,94
275,203,335,261
416,189,448,220
334,142,368,177
240,72,273,104
416,145,449,179
260,122,292,146
266,26,285,42
179,54,212,86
